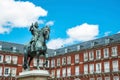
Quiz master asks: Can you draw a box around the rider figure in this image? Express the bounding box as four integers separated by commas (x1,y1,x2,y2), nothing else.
29,22,39,51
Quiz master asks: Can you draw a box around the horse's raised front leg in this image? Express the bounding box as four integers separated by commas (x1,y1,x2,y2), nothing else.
37,51,40,70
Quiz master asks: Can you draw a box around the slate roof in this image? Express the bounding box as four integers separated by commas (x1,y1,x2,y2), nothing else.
0,33,120,57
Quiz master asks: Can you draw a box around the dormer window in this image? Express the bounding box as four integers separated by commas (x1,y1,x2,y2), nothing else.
0,45,2,50
65,48,68,53
105,38,110,44
12,47,16,52
77,45,80,51
91,42,97,48
54,51,56,56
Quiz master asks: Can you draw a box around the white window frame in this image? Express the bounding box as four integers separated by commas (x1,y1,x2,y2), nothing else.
112,60,118,72
12,56,18,64
51,70,55,78
84,64,88,74
96,63,101,73
90,64,94,74
4,67,10,76
89,51,94,60
96,50,101,59
5,55,11,63
97,77,102,80
0,67,2,76
75,66,79,75
51,59,55,68
104,62,110,72
62,57,66,65
57,69,60,78
113,76,119,80
75,54,79,63
11,68,16,76
105,77,110,80
84,52,88,61
67,67,71,76
0,54,3,63
67,56,71,64
103,48,109,58
62,68,66,77
111,46,117,56
57,58,60,66
90,78,95,80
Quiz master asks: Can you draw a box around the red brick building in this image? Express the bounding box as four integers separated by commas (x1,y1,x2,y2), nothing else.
0,33,120,80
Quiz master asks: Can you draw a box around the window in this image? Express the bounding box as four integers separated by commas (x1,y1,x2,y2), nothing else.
91,42,95,48
112,60,118,72
77,45,81,51
12,56,18,64
90,78,95,80
96,50,101,59
4,67,10,76
0,67,2,76
103,48,109,58
105,38,110,44
11,68,16,76
0,55,3,63
84,64,88,74
111,46,117,56
75,54,79,63
54,51,56,56
12,47,16,52
104,62,110,72
84,52,88,61
89,51,94,60
67,67,71,76
90,64,94,74
5,55,11,63
62,57,66,65
39,59,43,67
57,69,60,78
57,58,60,66
105,77,110,80
0,45,2,50
97,77,102,80
51,70,55,78
51,59,55,68
65,48,68,53
96,63,101,73
33,58,37,66
67,56,71,64
62,68,66,77
75,66,79,75
113,76,119,80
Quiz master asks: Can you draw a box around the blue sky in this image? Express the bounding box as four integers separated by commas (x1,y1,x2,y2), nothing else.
0,0,120,49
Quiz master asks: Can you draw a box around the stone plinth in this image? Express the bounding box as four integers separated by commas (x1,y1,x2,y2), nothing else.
17,70,49,80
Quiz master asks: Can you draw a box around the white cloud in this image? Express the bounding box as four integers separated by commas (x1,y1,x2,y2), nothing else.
0,0,47,34
104,31,111,36
46,21,54,26
117,31,120,33
67,23,99,41
47,23,99,49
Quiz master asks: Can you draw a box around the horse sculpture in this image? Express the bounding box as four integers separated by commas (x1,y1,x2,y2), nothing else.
23,25,50,70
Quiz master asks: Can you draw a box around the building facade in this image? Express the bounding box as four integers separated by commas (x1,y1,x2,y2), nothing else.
0,33,120,80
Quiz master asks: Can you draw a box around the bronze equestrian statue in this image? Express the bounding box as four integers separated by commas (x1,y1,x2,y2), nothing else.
23,22,50,70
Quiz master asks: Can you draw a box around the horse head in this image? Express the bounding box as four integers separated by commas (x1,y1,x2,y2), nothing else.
42,25,50,41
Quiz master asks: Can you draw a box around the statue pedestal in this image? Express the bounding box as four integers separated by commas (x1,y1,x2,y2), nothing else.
17,70,49,80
